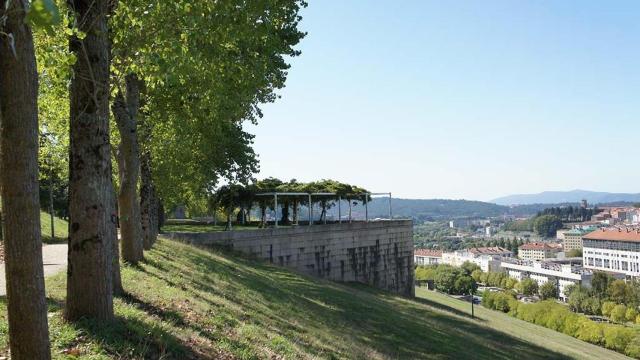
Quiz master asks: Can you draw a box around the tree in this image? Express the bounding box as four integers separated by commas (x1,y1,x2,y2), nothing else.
591,271,613,297
454,275,477,295
610,304,628,323
602,301,617,317
518,278,538,296
460,261,481,276
625,307,637,323
112,74,144,261
532,215,563,238
0,0,54,357
66,0,115,321
566,248,583,258
607,280,630,304
539,281,558,300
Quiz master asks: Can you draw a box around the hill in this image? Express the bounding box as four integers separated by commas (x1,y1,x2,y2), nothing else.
363,198,510,220
0,237,626,359
492,190,640,206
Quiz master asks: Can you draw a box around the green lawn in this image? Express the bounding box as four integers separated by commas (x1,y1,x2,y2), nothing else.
0,238,614,359
40,210,68,244
415,288,631,360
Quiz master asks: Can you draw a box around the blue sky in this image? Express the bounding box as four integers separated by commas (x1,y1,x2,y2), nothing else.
246,1,640,201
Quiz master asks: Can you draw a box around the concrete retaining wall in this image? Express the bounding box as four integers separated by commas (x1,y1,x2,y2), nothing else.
166,220,414,296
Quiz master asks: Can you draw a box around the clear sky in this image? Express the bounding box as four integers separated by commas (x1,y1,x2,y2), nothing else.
246,1,640,201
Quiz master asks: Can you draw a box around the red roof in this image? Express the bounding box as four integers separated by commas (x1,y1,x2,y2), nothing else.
468,246,511,255
519,242,562,251
414,249,443,257
584,227,640,242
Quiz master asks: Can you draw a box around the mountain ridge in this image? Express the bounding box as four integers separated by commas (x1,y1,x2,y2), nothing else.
491,190,640,206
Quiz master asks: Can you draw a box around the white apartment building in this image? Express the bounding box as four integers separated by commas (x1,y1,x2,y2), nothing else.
414,249,442,266
442,247,512,272
583,227,640,277
501,259,592,301
518,242,562,261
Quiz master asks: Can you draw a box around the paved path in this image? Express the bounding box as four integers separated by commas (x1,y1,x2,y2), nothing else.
0,244,68,296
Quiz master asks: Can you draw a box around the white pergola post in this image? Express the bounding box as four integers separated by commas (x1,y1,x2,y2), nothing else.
274,193,278,228
338,196,342,224
308,193,312,226
365,194,369,222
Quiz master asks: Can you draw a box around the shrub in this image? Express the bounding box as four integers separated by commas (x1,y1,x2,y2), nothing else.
576,321,604,345
625,335,640,358
602,301,617,317
627,307,638,323
603,325,636,353
611,305,628,324
518,278,538,296
539,281,558,300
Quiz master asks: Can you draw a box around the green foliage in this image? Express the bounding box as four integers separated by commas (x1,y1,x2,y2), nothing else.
611,305,628,324
626,307,638,323
608,280,631,304
518,278,539,296
415,266,437,281
602,301,617,317
26,0,61,31
539,281,558,300
460,261,480,276
566,248,583,257
418,264,477,295
532,215,563,238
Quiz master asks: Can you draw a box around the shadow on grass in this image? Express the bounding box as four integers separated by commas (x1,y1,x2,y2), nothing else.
139,240,574,360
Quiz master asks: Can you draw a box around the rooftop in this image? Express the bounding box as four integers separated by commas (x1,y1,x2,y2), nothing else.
468,246,512,255
584,227,640,242
414,249,443,257
519,242,562,251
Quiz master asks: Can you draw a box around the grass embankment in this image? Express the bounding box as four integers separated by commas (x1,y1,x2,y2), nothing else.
415,288,631,360
0,238,602,359
40,210,69,243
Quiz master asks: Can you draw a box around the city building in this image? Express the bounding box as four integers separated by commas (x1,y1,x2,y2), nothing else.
414,249,442,266
442,247,512,272
518,242,562,261
562,229,590,252
583,227,640,277
501,258,592,301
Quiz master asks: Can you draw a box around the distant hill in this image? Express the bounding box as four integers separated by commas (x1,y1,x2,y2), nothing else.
363,198,510,220
491,190,640,206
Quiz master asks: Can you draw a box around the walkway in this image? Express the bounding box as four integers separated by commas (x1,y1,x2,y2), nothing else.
0,244,68,296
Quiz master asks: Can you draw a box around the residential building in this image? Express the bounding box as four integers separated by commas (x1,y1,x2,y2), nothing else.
414,249,442,266
501,258,592,301
563,229,590,252
583,227,640,277
442,247,512,272
518,242,562,261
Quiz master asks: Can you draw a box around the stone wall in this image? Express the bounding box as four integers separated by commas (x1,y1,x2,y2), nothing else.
166,220,414,296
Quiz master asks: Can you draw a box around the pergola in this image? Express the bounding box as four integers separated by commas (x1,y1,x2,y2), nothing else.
254,192,392,228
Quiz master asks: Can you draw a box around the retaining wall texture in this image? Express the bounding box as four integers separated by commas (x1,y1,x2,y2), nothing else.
166,220,414,296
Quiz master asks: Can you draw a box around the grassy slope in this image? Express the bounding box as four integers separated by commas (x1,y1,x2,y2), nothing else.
415,288,631,360
0,238,620,359
40,210,68,243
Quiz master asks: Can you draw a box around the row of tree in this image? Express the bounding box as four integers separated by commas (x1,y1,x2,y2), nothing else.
482,293,640,358
210,178,370,229
0,0,305,357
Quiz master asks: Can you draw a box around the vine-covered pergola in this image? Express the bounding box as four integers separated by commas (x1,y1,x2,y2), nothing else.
255,192,392,228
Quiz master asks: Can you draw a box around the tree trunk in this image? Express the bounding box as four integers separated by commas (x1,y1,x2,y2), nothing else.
66,0,115,321
112,74,144,261
260,205,267,228
292,200,299,224
108,176,123,295
280,201,290,225
0,1,52,357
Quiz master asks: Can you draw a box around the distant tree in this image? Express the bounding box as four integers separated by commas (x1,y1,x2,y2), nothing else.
455,275,477,295
566,249,583,258
610,305,628,323
518,278,539,296
539,281,558,300
591,272,614,297
460,261,481,276
625,307,637,323
471,269,483,283
607,280,630,304
601,301,617,317
533,215,563,238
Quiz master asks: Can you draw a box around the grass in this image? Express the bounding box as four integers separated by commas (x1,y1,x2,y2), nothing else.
415,288,631,360
0,238,619,359
40,210,68,244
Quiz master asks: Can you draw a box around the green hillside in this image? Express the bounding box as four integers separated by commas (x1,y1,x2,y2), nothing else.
40,210,68,243
0,238,623,359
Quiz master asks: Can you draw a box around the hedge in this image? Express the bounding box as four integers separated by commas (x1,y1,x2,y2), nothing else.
482,291,640,358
